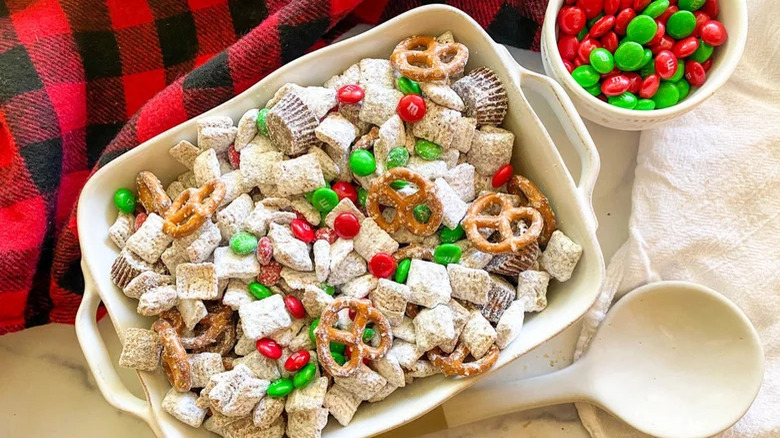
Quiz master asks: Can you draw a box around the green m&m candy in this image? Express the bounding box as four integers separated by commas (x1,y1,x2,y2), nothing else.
362,327,375,342
587,12,604,28
667,10,696,39
577,27,588,41
652,82,680,109
321,283,335,296
589,48,614,74
256,108,270,136
635,99,657,111
434,243,462,265
293,363,317,388
394,258,411,283
311,187,339,212
641,48,653,68
390,180,410,190
640,58,656,77
414,139,442,160
675,79,691,101
642,0,670,18
413,204,432,223
626,15,657,45
386,147,410,169
571,65,600,88
267,378,293,397
113,188,136,214
608,92,639,109
349,150,376,176
248,282,273,300
230,231,258,255
309,318,320,344
677,0,705,11
584,82,602,96
439,224,464,243
331,352,346,366
330,342,346,355
689,40,713,63
357,187,367,207
614,41,646,71
397,77,421,95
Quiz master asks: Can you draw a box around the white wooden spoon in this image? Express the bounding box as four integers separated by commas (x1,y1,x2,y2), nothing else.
443,281,764,438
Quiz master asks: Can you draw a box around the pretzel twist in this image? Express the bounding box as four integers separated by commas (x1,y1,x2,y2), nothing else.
163,179,225,238
366,168,442,236
462,192,543,254
315,297,393,377
426,343,499,377
136,171,172,216
159,304,234,350
152,319,192,392
506,175,557,246
390,35,469,82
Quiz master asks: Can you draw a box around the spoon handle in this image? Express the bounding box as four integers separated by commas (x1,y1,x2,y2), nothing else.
441,361,591,428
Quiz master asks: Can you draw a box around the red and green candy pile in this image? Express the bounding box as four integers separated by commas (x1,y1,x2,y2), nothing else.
557,0,727,110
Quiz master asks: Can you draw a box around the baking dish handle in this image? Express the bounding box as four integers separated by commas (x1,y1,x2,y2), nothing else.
75,267,152,422
518,68,601,230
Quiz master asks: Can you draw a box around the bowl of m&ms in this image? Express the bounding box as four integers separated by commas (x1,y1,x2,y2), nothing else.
541,0,747,130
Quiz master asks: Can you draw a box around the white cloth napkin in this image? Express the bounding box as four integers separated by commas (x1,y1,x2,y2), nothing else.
574,0,780,436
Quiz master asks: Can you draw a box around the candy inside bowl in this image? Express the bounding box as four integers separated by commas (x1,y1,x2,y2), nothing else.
541,0,747,130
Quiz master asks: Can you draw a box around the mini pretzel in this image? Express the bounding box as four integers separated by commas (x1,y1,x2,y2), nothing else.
462,192,543,254
159,304,234,350
392,244,434,262
163,179,225,238
136,171,172,216
390,35,469,82
315,297,393,377
352,127,379,150
426,343,499,377
152,318,192,392
366,168,442,236
507,175,557,246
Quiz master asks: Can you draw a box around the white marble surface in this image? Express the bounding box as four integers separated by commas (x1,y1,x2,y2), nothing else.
0,47,640,437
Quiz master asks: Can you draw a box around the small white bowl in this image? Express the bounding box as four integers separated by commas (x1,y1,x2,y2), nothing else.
541,0,748,131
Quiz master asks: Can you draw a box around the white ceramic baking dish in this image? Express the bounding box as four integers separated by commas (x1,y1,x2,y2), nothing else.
75,5,605,437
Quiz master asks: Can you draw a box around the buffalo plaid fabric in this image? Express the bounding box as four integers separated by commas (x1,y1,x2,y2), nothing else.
0,0,548,335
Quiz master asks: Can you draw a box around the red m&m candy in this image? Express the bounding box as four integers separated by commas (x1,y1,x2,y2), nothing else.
685,60,707,86
228,144,240,169
601,75,631,96
558,35,580,61
673,36,700,58
604,0,620,15
331,181,358,204
589,15,616,38
333,212,361,239
558,6,587,35
284,295,306,319
257,338,282,359
639,74,661,98
655,50,678,79
315,227,338,244
134,212,148,231
368,252,397,279
397,94,426,123
600,31,619,53
699,20,727,46
290,219,315,243
577,0,603,19
337,84,364,104
491,165,513,188
284,350,311,372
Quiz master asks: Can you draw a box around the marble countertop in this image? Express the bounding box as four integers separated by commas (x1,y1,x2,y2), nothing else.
0,47,640,438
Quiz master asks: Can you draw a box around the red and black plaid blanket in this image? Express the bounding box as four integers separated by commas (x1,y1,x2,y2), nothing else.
0,0,547,335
